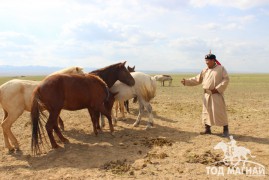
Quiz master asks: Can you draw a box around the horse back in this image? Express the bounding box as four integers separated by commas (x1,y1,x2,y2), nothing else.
37,74,109,110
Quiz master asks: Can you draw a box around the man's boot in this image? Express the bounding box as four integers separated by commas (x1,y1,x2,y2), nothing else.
222,125,229,137
200,124,211,135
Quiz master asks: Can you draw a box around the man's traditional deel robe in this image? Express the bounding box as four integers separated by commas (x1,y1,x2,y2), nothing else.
185,65,229,126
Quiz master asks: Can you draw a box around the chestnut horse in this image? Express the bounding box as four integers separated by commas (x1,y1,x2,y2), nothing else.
57,61,135,132
31,74,114,155
0,67,84,152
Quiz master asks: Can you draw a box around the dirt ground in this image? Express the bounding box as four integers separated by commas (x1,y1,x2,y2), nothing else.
0,74,268,179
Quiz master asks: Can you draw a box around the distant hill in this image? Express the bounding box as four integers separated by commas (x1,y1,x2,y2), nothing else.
0,65,95,76
0,65,202,77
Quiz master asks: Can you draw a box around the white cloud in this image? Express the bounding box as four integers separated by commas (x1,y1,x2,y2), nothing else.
190,0,269,9
0,1,268,72
62,20,166,46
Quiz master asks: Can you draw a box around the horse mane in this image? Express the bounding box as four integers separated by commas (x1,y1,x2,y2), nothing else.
90,62,122,74
48,66,84,76
85,73,107,88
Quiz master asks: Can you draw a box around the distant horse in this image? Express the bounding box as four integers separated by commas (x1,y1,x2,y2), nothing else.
0,67,84,152
107,72,157,129
31,74,115,155
154,75,172,86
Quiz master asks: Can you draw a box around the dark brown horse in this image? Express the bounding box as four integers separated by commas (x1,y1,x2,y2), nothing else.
90,61,135,88
89,62,135,131
31,74,114,155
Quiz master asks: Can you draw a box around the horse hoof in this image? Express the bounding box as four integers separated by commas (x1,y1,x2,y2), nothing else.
52,144,61,149
63,139,70,144
15,147,21,151
133,122,139,127
110,132,115,137
8,148,15,154
145,125,153,130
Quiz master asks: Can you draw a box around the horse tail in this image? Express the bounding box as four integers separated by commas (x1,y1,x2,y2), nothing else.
140,76,157,102
105,86,110,102
148,76,157,101
31,89,46,155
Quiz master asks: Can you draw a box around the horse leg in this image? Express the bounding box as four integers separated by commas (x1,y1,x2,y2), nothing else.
133,101,143,127
119,101,125,118
87,108,99,135
100,115,105,129
1,109,23,151
46,111,61,149
99,106,114,134
111,107,117,125
124,100,130,114
1,109,13,151
115,101,119,118
144,102,153,130
57,116,65,131
53,116,69,144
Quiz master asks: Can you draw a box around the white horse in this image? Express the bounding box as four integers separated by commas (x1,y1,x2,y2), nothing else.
105,72,157,129
0,67,84,151
154,75,172,86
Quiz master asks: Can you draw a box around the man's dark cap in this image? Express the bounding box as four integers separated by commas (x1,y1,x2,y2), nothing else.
205,54,216,60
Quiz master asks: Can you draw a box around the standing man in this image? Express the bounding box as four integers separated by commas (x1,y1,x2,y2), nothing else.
181,53,230,137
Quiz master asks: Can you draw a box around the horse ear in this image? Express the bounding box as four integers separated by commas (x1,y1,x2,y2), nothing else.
133,65,135,69
122,61,126,66
76,67,79,72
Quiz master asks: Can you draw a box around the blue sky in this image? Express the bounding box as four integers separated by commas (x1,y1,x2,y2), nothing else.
0,0,269,73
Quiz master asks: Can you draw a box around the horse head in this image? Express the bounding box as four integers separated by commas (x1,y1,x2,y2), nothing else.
75,67,85,75
117,61,135,86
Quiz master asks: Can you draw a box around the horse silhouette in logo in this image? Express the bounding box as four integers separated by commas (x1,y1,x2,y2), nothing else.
214,136,255,167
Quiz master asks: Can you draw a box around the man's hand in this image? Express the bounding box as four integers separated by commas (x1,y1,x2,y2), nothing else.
211,88,219,94
181,78,186,86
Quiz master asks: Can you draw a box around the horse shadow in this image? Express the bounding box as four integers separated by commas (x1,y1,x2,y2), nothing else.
3,120,199,171
120,107,178,124
153,112,178,123
231,134,269,145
